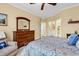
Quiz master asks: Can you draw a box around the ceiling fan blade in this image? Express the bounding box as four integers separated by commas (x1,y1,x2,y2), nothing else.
30,3,35,4
48,3,57,6
41,3,45,10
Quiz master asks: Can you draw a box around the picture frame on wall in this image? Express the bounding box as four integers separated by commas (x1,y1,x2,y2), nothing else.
0,13,7,26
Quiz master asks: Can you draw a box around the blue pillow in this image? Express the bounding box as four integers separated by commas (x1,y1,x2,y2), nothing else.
0,42,8,49
68,34,78,45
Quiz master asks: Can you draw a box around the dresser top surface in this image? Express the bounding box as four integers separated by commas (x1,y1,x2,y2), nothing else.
13,30,34,32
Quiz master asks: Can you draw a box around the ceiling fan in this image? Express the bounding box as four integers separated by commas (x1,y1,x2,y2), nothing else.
30,3,57,10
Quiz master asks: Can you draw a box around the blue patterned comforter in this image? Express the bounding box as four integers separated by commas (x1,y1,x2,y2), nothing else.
18,36,79,56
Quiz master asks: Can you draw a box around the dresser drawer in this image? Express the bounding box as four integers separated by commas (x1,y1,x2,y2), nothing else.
17,41,29,48
17,37,34,43
16,34,34,38
16,31,34,35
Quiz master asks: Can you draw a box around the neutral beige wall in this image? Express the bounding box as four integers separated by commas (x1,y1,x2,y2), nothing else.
44,6,79,39
0,4,41,40
59,6,79,38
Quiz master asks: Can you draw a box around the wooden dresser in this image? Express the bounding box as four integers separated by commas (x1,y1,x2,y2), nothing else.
13,30,34,48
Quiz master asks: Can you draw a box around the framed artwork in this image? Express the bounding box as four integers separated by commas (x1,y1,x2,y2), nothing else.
0,13,7,26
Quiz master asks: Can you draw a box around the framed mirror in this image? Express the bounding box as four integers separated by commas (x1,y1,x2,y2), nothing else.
16,17,30,31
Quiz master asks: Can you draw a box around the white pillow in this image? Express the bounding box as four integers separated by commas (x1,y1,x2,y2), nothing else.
0,39,8,45
76,40,79,49
0,31,6,40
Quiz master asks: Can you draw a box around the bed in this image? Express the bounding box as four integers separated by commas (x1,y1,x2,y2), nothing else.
17,36,79,56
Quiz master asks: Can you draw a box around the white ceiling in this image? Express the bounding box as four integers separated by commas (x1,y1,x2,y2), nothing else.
9,3,79,19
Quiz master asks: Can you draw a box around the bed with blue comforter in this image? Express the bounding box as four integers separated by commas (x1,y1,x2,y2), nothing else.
17,36,79,56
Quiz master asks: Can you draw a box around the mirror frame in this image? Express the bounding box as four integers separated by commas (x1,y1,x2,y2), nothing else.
16,17,30,31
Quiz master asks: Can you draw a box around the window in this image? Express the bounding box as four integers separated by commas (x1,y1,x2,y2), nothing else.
56,18,61,37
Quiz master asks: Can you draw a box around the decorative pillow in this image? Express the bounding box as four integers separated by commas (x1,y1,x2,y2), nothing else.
68,34,78,45
76,40,79,49
0,31,6,40
0,41,8,49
